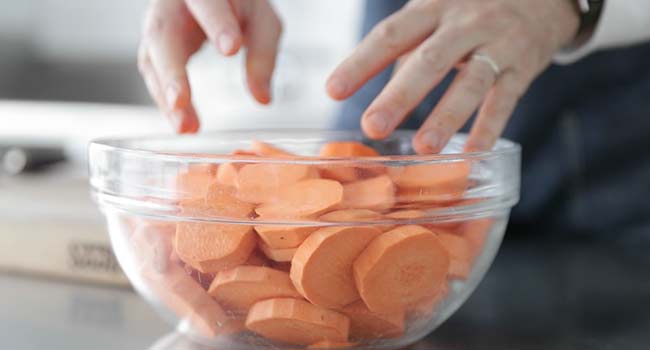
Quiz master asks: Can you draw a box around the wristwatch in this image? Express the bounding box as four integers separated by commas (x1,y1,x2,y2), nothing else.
575,0,604,37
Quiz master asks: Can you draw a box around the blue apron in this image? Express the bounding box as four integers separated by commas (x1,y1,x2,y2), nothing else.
335,0,650,247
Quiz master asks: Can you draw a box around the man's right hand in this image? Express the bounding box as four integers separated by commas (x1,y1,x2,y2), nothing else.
139,0,282,133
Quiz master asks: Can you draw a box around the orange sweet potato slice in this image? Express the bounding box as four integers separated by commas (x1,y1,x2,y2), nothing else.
459,218,493,263
319,141,380,158
243,249,272,267
319,166,360,183
145,263,230,338
353,225,450,313
208,266,302,313
175,221,256,273
319,209,382,222
246,298,350,345
236,163,314,203
255,179,343,219
395,184,466,204
309,340,357,348
251,140,294,157
182,264,216,290
342,175,395,211
259,241,298,262
254,224,317,249
216,163,239,187
131,222,176,274
291,226,382,309
437,232,472,279
176,164,216,199
318,141,380,183
388,160,470,189
271,261,292,272
341,300,405,339
385,209,426,220
205,182,254,219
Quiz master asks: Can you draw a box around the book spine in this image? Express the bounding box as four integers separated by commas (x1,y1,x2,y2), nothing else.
0,221,130,287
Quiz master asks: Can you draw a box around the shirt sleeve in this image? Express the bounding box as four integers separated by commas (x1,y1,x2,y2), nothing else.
554,1,650,64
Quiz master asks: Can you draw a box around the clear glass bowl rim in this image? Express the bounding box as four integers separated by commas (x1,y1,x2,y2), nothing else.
88,129,520,165
88,129,521,225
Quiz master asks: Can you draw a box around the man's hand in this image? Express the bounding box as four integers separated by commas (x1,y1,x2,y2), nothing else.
139,0,282,133
327,0,580,153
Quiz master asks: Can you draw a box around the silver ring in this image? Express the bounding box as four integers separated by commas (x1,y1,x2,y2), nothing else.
472,53,501,76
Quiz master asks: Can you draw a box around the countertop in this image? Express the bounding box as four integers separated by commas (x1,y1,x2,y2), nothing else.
2,238,649,350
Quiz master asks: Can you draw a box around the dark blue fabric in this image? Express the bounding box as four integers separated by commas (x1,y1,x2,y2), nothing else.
335,0,650,240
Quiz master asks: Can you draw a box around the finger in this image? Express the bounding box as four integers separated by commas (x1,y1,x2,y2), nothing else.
244,1,282,104
145,0,200,132
139,47,199,133
465,71,525,152
361,25,488,139
392,51,412,78
413,56,500,154
184,0,242,55
326,1,443,100
138,44,166,109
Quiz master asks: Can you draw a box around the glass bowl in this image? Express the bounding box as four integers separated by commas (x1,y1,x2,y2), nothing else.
89,130,520,349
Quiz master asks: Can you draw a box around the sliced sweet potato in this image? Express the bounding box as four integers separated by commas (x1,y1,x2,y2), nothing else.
244,249,272,267
236,163,313,203
388,160,470,189
309,340,357,348
205,182,254,219
437,232,472,279
319,209,382,222
385,210,462,232
255,179,343,219
395,185,466,204
183,264,216,290
208,266,302,313
216,163,239,187
459,218,493,263
175,221,256,273
176,164,216,199
342,175,395,211
291,226,382,308
319,165,360,183
131,222,176,274
232,149,260,156
271,261,292,272
353,225,450,313
318,142,380,183
254,224,317,249
319,141,380,158
385,209,426,220
246,298,350,345
251,140,294,157
146,263,230,338
341,300,405,339
259,241,297,262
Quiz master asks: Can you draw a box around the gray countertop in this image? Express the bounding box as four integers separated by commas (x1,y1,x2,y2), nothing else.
2,238,649,350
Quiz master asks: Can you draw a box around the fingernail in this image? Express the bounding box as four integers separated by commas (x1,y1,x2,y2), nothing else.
218,32,236,54
165,82,180,110
419,130,441,153
327,77,348,97
364,111,391,136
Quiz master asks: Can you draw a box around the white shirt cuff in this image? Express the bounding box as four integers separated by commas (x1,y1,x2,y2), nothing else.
554,1,650,65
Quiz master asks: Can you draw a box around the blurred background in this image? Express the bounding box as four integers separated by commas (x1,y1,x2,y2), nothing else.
0,1,364,147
